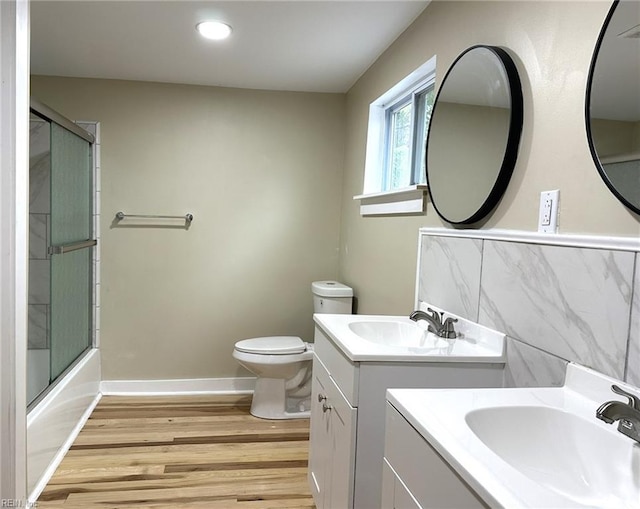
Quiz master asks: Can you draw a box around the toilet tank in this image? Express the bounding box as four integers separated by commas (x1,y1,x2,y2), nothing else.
312,281,353,314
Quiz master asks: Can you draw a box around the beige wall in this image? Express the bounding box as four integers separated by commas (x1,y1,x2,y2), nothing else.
31,1,640,377
31,76,345,380
339,0,640,315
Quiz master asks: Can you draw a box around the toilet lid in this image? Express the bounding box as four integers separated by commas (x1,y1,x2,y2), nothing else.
235,336,307,355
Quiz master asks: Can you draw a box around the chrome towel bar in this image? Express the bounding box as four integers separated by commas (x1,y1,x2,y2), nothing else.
115,211,194,223
48,239,97,255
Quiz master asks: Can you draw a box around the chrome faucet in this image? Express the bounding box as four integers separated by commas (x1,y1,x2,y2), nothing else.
409,308,458,339
596,384,640,444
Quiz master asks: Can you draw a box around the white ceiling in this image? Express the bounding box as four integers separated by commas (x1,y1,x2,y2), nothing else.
30,1,430,93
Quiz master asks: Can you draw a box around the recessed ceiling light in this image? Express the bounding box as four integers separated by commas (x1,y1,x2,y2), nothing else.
196,21,232,41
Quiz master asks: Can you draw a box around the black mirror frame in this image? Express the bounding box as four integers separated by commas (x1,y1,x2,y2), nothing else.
585,0,640,216
425,45,524,225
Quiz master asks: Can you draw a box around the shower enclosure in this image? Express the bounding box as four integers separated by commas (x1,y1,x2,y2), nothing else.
28,100,96,406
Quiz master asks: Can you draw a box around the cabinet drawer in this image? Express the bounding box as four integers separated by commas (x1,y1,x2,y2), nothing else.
384,402,486,509
314,326,359,406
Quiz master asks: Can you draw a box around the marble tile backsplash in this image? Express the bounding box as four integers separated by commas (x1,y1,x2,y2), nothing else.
504,338,568,387
418,233,640,387
418,236,482,321
479,241,634,379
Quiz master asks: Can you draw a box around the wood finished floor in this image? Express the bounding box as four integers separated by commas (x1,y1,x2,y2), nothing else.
37,394,316,508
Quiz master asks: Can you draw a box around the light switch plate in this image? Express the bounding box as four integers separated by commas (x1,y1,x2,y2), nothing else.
538,190,559,233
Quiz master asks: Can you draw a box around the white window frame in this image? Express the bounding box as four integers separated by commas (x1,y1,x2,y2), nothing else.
355,55,436,216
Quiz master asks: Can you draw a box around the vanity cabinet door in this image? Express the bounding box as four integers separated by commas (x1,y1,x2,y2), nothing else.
309,357,332,508
309,355,357,509
327,378,357,509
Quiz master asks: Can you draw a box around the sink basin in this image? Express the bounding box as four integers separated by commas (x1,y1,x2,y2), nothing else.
465,405,640,507
347,320,449,349
313,313,506,362
386,364,640,508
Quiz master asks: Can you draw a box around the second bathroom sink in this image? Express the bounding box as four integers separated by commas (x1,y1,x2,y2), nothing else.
465,405,640,506
387,363,640,508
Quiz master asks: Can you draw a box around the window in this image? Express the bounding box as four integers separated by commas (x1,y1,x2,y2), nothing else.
385,86,435,190
356,56,436,215
387,98,413,189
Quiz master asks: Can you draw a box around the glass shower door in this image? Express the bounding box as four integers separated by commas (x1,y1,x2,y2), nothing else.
49,123,93,381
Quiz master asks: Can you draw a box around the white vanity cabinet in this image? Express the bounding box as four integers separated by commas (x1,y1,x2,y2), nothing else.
309,323,504,509
382,402,487,509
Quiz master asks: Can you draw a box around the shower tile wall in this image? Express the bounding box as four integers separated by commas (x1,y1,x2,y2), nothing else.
418,233,640,388
29,118,51,350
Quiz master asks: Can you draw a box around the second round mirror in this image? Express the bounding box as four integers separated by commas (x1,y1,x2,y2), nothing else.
587,0,640,215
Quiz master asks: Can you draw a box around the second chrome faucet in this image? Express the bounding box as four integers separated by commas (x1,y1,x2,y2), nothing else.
409,308,458,339
596,384,640,444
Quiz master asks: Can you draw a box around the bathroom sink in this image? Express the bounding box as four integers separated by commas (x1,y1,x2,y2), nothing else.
386,363,640,508
465,405,640,506
348,320,449,349
313,313,505,362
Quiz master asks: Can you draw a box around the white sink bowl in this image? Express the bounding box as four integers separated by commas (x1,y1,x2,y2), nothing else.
386,364,640,508
348,320,449,349
465,405,640,507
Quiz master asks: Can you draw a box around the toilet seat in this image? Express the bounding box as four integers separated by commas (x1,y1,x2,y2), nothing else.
235,336,307,355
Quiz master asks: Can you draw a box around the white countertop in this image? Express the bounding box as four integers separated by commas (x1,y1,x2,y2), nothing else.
313,313,505,363
387,363,640,508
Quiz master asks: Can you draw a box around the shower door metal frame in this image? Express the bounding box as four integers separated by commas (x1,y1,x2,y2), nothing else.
30,98,94,144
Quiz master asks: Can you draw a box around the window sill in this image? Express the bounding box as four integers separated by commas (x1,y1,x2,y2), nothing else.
353,185,428,216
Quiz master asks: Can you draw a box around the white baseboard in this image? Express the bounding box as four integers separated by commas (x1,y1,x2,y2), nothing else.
100,377,256,396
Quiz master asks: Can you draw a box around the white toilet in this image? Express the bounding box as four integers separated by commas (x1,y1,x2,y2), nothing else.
233,281,353,419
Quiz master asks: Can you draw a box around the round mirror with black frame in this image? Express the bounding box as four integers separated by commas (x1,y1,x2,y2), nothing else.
425,45,523,225
586,0,640,215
